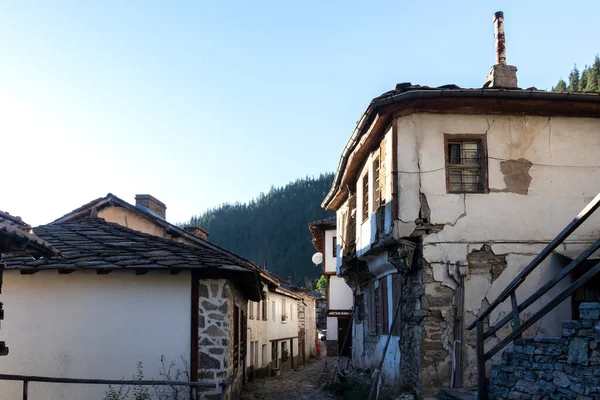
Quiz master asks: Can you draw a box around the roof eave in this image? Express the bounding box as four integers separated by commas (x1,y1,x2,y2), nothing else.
322,89,600,210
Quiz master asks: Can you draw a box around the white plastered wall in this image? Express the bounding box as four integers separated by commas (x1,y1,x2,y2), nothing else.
0,270,191,400
329,276,353,310
324,229,337,274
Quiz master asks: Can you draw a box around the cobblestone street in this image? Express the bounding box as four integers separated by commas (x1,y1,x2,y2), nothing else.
241,355,335,400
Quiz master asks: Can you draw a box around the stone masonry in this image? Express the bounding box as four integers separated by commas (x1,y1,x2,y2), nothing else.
489,302,600,400
196,279,247,400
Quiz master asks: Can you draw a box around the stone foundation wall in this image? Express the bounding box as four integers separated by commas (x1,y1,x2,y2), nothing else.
399,265,423,394
489,303,600,400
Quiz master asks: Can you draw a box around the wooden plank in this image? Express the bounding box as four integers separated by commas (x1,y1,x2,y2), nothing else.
468,191,600,331
484,238,600,339
476,321,488,400
510,292,521,339
485,260,600,361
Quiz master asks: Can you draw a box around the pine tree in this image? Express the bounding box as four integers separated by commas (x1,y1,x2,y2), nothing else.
185,174,335,285
579,66,588,91
583,67,598,92
568,65,580,92
553,79,568,92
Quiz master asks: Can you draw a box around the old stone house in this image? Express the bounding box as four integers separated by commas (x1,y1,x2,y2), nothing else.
309,217,353,356
0,196,264,400
321,20,600,397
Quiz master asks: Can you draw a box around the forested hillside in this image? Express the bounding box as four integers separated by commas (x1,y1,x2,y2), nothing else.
552,55,600,92
187,173,334,285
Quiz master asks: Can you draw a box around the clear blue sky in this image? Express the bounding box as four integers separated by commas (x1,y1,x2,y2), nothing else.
2,1,598,226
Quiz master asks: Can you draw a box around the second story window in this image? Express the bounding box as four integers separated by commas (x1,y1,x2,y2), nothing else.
332,236,337,258
362,173,369,222
249,301,254,319
445,135,487,193
262,299,268,321
373,156,381,210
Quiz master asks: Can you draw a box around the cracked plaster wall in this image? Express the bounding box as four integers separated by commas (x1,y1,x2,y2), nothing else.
396,113,600,395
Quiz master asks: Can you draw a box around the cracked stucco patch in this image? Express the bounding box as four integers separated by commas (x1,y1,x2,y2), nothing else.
498,158,533,195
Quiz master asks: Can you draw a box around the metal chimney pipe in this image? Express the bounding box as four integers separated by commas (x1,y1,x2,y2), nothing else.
494,11,506,65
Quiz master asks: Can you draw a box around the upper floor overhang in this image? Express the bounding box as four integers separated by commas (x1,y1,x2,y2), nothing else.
322,84,600,211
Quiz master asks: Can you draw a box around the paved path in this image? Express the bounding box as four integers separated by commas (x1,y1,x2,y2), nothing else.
241,356,334,400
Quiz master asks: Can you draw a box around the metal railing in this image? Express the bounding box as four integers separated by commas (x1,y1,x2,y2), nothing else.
0,373,234,400
467,192,600,400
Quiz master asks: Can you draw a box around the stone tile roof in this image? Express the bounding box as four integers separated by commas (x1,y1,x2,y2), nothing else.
0,210,60,257
308,216,336,254
3,217,262,300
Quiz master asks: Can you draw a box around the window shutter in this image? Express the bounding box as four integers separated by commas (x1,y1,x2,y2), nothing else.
380,278,389,334
391,273,403,335
380,139,387,204
368,282,377,335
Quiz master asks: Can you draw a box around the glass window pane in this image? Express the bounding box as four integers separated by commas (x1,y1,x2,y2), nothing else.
448,144,461,164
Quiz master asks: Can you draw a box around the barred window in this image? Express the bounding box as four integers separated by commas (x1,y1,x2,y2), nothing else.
445,135,487,193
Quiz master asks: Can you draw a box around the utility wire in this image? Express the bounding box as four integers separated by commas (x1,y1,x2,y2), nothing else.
396,157,600,174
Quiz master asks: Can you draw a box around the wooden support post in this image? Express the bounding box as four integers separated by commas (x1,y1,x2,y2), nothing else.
510,292,521,339
476,321,488,400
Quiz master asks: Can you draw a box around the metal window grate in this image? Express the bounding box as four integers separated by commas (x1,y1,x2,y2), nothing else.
447,141,485,193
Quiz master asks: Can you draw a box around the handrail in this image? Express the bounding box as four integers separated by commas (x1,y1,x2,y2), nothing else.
467,191,600,330
0,372,233,400
467,192,600,400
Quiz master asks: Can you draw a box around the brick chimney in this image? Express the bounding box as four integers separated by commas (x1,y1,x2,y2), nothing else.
183,226,209,240
135,194,167,219
484,11,518,89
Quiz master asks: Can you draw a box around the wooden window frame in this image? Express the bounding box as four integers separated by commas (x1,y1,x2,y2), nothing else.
233,305,240,370
362,173,369,223
444,134,488,194
332,236,337,259
379,277,389,334
262,298,268,321
373,155,381,210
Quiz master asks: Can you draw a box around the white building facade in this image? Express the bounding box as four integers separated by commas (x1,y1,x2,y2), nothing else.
323,82,600,396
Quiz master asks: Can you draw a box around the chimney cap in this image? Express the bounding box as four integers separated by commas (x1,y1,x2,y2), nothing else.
135,194,167,219
494,11,504,20
135,194,166,208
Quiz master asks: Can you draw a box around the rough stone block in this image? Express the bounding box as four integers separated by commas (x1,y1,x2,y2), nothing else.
568,338,590,365
570,383,591,396
555,363,575,374
579,303,600,320
554,371,571,388
515,379,539,394
508,390,531,399
538,380,557,394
